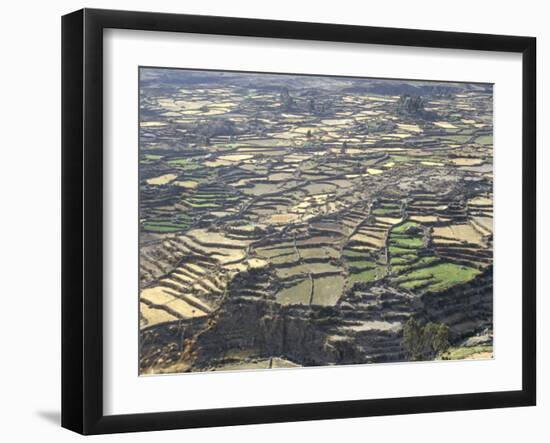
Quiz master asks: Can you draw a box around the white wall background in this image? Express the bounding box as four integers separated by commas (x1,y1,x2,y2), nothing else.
0,0,546,441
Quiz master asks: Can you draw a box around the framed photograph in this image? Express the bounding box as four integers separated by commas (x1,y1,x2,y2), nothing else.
62,8,536,434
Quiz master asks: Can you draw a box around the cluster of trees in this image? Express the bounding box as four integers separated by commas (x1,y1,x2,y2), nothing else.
279,87,294,111
402,318,450,361
397,94,436,120
279,87,331,115
397,94,426,115
193,118,236,137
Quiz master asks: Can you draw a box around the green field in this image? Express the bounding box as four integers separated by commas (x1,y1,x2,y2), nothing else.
166,158,202,170
142,222,189,232
397,263,480,292
475,135,493,145
444,345,493,360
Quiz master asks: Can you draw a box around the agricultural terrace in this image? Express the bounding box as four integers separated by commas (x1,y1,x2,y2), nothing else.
138,68,494,373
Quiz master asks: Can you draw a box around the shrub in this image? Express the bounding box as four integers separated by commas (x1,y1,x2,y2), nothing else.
402,318,450,361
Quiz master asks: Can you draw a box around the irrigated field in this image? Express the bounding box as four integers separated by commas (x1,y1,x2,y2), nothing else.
138,68,494,374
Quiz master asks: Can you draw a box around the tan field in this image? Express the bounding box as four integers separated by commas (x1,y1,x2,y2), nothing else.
146,173,177,185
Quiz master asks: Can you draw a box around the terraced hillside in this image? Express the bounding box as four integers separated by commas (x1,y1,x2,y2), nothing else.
138,68,494,374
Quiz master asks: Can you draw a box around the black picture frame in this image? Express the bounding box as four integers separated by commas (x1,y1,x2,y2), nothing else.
61,8,537,435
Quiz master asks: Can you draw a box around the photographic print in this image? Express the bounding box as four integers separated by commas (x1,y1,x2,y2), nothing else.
138,67,493,375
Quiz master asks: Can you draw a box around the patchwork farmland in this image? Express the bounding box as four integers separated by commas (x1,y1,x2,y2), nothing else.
138,68,493,374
